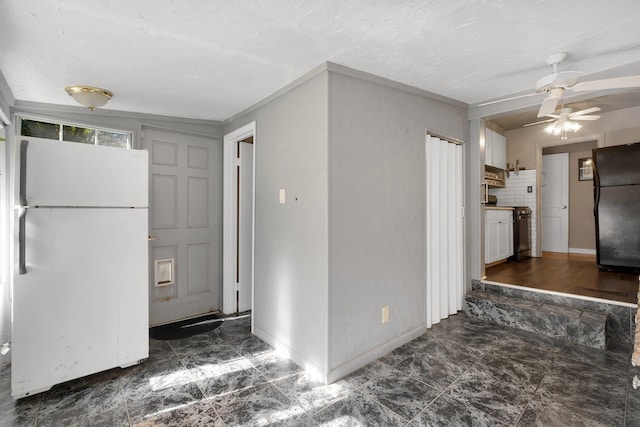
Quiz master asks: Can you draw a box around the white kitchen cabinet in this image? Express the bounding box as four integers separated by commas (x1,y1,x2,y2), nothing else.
493,131,506,170
485,209,514,264
484,127,506,169
485,127,493,167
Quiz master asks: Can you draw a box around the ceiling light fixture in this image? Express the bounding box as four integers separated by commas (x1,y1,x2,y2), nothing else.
64,86,113,111
544,118,581,140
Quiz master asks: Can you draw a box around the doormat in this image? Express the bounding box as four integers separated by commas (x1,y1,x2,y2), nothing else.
149,313,222,340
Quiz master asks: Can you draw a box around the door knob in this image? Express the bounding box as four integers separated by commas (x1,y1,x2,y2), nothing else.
561,205,567,209
148,235,158,241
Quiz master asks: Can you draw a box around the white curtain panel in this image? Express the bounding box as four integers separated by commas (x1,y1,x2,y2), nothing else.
425,135,464,328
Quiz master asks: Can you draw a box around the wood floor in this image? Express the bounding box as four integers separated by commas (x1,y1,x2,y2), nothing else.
485,252,639,304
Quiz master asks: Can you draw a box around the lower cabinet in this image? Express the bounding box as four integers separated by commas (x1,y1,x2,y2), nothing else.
485,209,514,264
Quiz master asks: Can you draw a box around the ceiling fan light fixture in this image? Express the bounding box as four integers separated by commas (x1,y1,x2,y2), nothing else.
544,119,581,139
64,86,113,111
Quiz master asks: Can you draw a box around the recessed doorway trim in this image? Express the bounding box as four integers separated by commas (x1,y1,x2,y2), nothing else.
534,133,603,257
223,122,256,316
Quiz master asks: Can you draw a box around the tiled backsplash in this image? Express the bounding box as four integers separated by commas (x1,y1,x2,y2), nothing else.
489,169,537,255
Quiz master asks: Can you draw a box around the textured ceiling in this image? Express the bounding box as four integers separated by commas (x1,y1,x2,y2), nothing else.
1,1,640,121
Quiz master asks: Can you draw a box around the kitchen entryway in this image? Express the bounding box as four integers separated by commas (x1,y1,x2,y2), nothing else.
485,252,638,304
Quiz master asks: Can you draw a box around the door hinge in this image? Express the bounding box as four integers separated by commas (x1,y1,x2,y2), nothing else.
235,158,241,167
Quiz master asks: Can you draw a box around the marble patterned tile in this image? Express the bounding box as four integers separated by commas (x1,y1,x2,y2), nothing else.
484,283,524,299
625,372,640,426
179,345,267,398
517,397,605,426
557,343,629,373
0,366,41,426
120,357,206,424
227,334,275,359
211,382,308,426
394,338,484,390
485,300,517,327
410,393,508,427
532,358,626,425
167,330,226,357
521,290,574,308
606,305,633,346
463,293,484,320
491,330,563,365
36,369,127,427
565,311,606,349
272,372,354,413
131,399,225,427
214,316,253,343
359,368,440,420
473,352,550,393
471,280,485,291
341,360,394,389
445,366,533,425
312,389,408,425
515,306,565,339
249,350,303,382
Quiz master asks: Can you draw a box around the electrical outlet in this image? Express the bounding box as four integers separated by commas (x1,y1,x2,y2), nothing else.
382,306,389,324
279,189,286,204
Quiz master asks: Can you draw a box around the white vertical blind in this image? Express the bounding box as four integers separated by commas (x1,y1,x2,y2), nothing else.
426,134,464,328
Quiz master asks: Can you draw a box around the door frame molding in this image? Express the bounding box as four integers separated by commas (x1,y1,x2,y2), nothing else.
534,133,603,257
222,122,256,315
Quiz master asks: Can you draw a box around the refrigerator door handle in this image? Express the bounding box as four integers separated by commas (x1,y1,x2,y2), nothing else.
594,185,600,216
19,140,28,207
18,208,27,275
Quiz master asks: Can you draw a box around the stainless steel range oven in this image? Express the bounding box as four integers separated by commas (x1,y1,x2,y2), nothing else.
510,206,532,261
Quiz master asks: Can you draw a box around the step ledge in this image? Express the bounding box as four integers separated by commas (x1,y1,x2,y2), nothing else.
465,290,607,349
481,280,637,309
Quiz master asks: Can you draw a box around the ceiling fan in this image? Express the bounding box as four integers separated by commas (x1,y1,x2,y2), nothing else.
479,52,640,118
524,105,601,139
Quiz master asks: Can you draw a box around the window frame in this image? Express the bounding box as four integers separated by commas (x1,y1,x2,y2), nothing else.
16,115,134,149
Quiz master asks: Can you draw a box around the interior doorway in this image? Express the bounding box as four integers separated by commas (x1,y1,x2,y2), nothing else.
541,152,569,253
223,122,256,315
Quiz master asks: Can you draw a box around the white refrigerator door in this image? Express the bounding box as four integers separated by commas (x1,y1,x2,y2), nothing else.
19,137,148,207
12,208,148,398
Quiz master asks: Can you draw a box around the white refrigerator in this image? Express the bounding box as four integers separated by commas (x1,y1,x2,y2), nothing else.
12,138,149,399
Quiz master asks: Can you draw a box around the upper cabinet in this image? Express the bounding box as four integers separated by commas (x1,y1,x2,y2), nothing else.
485,127,506,170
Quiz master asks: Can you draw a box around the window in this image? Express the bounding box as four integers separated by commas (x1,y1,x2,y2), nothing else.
20,118,131,149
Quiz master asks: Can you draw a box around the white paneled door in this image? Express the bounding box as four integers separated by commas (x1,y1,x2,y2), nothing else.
144,129,220,326
425,134,464,328
542,153,569,253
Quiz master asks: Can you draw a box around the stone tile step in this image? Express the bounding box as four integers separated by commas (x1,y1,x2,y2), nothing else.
465,289,607,349
472,280,636,349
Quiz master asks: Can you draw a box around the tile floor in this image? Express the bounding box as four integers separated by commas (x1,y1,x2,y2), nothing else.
2,313,640,426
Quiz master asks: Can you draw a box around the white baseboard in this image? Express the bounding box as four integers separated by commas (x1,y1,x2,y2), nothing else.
569,248,596,255
326,324,425,384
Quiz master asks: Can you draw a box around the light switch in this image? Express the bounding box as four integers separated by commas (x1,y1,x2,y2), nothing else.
279,188,286,204
527,186,533,193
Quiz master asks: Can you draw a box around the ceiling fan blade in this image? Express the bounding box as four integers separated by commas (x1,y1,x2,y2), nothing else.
523,118,555,127
571,115,600,121
476,92,539,107
571,107,601,116
572,76,640,92
538,95,559,117
551,71,583,88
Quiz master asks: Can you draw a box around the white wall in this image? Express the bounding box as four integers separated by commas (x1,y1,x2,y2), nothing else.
327,71,468,380
223,72,330,378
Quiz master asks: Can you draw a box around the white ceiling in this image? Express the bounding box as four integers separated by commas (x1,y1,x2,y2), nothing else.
2,1,640,121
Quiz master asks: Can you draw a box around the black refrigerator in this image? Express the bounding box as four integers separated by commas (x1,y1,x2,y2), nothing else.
592,142,640,273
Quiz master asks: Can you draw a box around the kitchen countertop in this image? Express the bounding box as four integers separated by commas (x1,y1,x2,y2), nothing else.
484,206,514,211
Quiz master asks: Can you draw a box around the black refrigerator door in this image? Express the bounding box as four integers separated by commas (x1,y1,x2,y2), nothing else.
595,184,640,271
593,142,640,187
